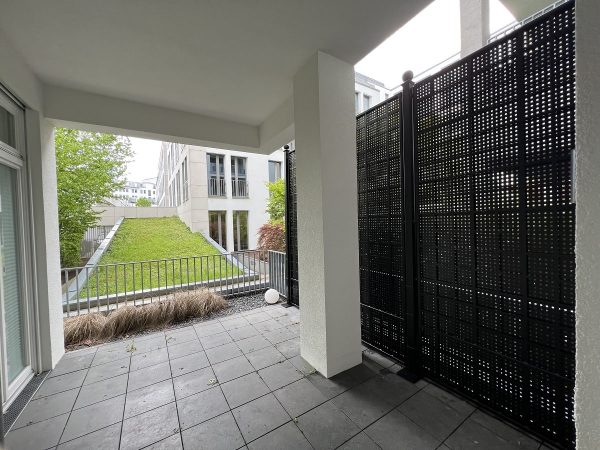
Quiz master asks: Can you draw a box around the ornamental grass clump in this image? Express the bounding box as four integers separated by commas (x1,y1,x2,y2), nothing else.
64,289,227,347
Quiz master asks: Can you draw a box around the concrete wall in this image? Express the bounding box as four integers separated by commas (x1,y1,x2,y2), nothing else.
92,206,178,226
574,0,600,446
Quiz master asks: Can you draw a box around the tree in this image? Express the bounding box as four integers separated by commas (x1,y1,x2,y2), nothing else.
135,197,152,207
266,179,285,224
56,128,133,267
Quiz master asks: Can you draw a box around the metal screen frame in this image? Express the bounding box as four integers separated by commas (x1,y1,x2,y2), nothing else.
284,148,299,307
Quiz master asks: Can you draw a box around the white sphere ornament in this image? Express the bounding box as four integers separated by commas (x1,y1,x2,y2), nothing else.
265,289,280,304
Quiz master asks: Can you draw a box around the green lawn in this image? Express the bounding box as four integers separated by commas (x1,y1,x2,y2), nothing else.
81,217,240,298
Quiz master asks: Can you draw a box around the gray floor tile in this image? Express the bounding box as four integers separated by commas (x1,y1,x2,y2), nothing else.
144,433,183,449
120,402,180,450
134,331,166,342
362,348,396,369
125,378,175,418
253,319,284,333
134,336,167,353
263,327,297,345
181,412,244,450
274,378,328,418
244,311,272,324
232,393,290,442
288,355,315,375
167,339,203,359
398,390,472,441
165,325,194,337
332,373,418,428
128,361,172,391
445,413,539,450
463,410,540,449
221,315,250,330
236,335,272,354
49,353,94,378
170,351,210,377
62,346,97,359
12,388,79,429
221,372,270,409
33,369,87,399
423,383,476,417
85,357,130,385
173,366,218,399
365,408,440,450
246,346,285,370
264,307,288,318
176,386,229,430
194,321,226,338
165,329,197,346
275,314,299,327
296,401,361,450
338,432,381,450
275,339,300,358
205,342,243,364
258,360,303,391
131,347,169,371
247,421,312,450
199,331,233,349
61,395,125,442
74,373,128,409
213,355,255,383
228,324,259,341
5,413,69,450
57,422,121,450
307,364,377,399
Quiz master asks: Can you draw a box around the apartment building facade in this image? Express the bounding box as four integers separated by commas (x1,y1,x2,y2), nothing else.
156,142,284,252
113,179,157,206
354,72,393,114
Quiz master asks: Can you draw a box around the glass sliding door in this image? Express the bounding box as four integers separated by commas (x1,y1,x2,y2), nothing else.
0,91,33,406
233,211,248,251
208,211,227,249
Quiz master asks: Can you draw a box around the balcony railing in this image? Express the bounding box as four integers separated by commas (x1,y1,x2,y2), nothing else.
61,250,287,316
208,177,226,197
231,179,249,198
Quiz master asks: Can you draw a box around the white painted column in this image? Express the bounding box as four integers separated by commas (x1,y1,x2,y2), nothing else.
460,0,490,57
293,51,362,378
25,110,64,370
575,1,600,446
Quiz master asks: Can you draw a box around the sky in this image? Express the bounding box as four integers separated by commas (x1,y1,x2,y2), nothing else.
125,0,515,182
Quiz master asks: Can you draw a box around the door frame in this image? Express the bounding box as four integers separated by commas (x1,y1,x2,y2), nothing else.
0,88,37,408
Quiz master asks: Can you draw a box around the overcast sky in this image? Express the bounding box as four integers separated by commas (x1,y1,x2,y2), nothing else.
125,0,515,182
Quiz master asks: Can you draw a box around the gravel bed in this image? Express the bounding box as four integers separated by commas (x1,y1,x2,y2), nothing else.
65,291,281,351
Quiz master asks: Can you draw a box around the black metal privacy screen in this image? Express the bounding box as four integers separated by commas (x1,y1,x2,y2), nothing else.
357,2,575,447
284,149,300,306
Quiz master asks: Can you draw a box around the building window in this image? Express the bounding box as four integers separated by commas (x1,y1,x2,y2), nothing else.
182,157,189,202
355,92,360,112
175,171,181,205
231,156,248,198
233,211,248,251
209,211,227,249
207,154,226,197
268,161,281,183
363,94,371,110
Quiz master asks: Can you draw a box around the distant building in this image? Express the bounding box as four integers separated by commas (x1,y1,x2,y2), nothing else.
354,72,393,114
156,143,284,252
113,179,158,206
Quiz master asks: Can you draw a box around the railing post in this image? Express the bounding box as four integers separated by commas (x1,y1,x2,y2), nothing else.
399,70,421,381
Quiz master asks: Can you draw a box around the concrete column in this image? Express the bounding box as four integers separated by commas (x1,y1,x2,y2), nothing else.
460,0,490,57
293,51,362,378
25,110,64,370
575,1,600,446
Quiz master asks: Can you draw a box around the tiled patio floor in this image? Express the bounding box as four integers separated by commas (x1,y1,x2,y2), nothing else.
7,304,549,450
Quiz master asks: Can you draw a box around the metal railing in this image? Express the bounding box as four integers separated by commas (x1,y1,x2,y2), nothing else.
61,249,288,316
208,177,226,197
231,179,249,198
268,251,287,298
80,226,113,259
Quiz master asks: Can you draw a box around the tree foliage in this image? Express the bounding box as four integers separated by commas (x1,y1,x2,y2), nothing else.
56,128,133,267
266,179,285,224
257,223,285,253
135,197,152,207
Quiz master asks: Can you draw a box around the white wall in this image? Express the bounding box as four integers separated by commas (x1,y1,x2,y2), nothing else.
575,0,600,446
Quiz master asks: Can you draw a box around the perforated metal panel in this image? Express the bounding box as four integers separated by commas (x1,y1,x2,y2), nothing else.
414,3,575,447
356,94,407,360
285,149,299,307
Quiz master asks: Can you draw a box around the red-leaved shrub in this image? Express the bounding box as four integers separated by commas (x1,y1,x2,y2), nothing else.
257,223,285,253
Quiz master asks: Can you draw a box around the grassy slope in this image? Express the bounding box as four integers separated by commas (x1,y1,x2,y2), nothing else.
82,217,239,298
